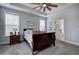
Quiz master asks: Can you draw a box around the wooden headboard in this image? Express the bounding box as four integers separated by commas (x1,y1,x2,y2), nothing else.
23,28,45,35
24,28,33,31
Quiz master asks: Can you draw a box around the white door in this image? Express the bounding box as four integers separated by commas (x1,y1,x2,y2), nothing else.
55,19,64,40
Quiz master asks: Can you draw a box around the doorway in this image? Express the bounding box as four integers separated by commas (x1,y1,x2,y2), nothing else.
55,18,65,41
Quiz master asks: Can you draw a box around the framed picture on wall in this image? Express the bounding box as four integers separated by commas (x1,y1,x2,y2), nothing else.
26,20,35,27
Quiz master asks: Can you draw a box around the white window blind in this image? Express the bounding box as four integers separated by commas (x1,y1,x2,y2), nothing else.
40,20,45,31
5,14,19,36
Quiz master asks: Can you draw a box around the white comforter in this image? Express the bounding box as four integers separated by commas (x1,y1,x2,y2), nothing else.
24,30,33,48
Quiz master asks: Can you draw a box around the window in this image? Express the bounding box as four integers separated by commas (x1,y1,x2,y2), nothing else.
40,20,45,31
5,14,19,36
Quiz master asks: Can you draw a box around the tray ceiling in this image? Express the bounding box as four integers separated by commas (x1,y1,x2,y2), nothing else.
21,3,69,13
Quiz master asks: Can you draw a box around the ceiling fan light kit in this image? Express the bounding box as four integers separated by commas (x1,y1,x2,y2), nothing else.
32,3,58,12
42,4,47,7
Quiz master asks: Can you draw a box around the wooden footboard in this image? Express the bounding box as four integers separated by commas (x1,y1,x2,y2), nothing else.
32,32,56,54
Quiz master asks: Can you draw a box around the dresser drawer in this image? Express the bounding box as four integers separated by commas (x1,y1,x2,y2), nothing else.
10,35,20,45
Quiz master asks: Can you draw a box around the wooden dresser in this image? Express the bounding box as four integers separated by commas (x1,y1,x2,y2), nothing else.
10,35,21,45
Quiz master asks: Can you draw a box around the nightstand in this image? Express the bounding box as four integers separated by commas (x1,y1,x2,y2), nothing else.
10,35,21,45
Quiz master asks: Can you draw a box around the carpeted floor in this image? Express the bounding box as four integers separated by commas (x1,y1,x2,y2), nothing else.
0,40,79,55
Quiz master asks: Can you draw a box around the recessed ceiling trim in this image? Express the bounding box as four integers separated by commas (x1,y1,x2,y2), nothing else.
47,3,75,16
0,3,47,18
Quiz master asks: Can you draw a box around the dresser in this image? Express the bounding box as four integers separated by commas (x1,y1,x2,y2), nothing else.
10,35,21,45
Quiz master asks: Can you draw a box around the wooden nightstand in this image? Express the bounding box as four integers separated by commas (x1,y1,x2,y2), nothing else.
10,35,21,45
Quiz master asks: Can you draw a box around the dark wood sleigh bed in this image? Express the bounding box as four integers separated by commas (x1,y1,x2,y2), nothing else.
23,29,56,55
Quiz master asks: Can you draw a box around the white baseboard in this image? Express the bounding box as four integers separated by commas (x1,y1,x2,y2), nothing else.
0,42,9,45
58,39,79,46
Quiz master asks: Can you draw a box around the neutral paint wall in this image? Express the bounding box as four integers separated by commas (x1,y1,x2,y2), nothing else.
52,3,79,44
0,7,46,44
0,8,2,42
0,7,6,44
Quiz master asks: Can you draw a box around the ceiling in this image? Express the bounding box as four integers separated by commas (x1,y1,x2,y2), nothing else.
0,3,74,18
21,3,69,13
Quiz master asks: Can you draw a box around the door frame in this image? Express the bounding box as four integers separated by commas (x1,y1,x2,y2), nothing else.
55,18,65,41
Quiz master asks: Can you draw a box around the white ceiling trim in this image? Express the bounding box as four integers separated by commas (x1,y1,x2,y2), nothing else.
0,3,47,18
0,3,76,18
47,3,75,16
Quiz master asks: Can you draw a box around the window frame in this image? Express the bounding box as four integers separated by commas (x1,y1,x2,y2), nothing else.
39,19,45,31
5,13,20,36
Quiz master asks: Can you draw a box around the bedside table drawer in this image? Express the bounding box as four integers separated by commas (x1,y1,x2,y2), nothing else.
10,35,21,45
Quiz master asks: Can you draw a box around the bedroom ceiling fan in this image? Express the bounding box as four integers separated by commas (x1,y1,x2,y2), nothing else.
31,3,58,12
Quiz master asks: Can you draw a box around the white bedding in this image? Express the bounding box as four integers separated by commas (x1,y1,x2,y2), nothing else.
24,30,33,48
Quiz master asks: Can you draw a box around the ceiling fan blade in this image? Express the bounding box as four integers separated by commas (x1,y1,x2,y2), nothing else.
33,6,41,9
47,4,58,7
39,6,42,10
46,6,51,11
43,7,46,12
30,3,41,5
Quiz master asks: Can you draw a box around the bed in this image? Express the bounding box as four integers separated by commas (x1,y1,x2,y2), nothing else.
23,28,56,55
